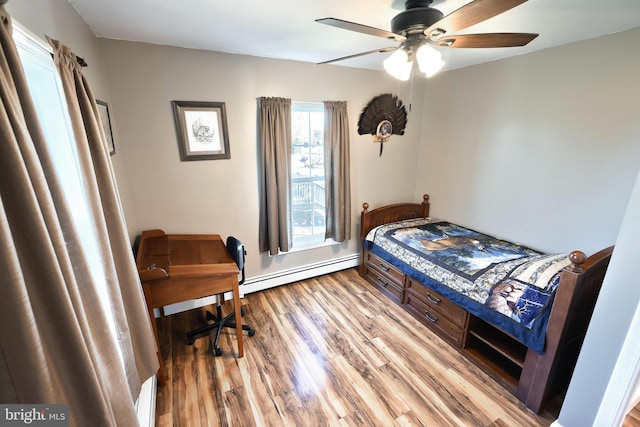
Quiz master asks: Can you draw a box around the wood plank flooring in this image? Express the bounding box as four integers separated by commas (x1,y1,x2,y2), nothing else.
155,268,559,426
624,402,640,427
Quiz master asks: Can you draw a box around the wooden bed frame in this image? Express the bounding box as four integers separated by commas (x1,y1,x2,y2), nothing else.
359,194,614,413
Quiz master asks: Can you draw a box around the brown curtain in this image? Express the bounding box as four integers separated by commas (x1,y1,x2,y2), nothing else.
47,36,159,419
258,97,292,255
0,6,157,424
323,101,351,242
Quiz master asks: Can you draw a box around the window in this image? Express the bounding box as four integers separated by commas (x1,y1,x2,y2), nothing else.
291,102,325,248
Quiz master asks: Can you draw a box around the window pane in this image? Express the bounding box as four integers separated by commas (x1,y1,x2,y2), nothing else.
291,102,325,248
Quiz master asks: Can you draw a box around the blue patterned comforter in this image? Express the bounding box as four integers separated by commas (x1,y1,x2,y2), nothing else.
364,218,570,353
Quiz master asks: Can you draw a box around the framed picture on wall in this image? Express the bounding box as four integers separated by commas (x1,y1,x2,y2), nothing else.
172,100,231,161
96,99,115,156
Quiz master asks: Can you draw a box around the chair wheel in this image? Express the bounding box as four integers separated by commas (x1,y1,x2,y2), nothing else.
248,328,256,337
214,347,223,357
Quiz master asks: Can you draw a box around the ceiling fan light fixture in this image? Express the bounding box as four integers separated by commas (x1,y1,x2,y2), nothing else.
316,0,538,80
384,49,413,81
416,44,444,78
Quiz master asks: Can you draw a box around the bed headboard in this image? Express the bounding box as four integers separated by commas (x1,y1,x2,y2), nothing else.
360,194,430,240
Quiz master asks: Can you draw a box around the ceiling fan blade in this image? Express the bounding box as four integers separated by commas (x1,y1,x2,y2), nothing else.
425,0,529,37
317,46,399,65
436,33,538,48
316,18,406,42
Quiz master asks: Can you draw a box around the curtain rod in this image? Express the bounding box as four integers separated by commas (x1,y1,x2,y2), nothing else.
50,52,87,67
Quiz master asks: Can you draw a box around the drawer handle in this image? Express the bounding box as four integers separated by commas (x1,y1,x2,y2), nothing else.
424,310,438,323
427,293,441,305
379,263,390,272
378,278,388,287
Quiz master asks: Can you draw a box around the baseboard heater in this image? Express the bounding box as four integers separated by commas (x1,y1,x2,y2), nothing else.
161,254,359,316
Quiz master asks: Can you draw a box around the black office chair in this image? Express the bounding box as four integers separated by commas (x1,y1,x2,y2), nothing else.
186,236,255,356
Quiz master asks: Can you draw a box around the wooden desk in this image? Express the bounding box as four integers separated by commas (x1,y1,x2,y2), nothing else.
135,229,244,384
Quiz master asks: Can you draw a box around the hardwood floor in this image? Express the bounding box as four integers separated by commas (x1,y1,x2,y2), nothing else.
624,402,640,427
155,268,559,426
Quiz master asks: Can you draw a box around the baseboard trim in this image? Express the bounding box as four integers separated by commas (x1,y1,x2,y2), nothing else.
160,254,360,316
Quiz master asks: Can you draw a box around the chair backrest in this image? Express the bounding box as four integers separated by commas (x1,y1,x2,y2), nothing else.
132,234,141,259
226,236,246,285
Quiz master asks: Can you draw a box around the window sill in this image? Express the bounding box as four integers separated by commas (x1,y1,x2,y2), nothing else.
276,238,340,256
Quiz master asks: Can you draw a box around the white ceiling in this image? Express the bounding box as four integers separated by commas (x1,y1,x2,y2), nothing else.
68,0,640,73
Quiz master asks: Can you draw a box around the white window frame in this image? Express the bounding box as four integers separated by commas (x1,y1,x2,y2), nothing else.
289,101,338,252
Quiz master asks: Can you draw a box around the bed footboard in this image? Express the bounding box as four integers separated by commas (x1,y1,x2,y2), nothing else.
516,246,614,412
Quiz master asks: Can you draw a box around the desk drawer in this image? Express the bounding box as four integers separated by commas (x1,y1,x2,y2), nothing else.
405,277,467,327
364,265,404,304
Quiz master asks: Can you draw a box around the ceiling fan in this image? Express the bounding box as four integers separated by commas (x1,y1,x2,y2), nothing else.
316,0,538,80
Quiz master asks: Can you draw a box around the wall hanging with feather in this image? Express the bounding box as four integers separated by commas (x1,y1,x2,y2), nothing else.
357,93,407,156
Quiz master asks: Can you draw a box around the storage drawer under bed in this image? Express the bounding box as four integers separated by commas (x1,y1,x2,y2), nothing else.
404,277,468,346
363,250,405,304
364,251,405,284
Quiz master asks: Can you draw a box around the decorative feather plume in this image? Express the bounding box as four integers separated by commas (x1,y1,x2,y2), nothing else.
357,94,407,136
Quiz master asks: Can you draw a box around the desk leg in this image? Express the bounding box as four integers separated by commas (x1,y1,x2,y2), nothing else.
232,280,244,358
143,283,166,385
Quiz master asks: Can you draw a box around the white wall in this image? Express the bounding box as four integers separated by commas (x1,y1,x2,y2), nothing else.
97,40,426,279
415,29,640,256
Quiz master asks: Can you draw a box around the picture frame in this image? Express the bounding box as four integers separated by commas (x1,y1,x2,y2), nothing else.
172,101,231,161
96,99,115,156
